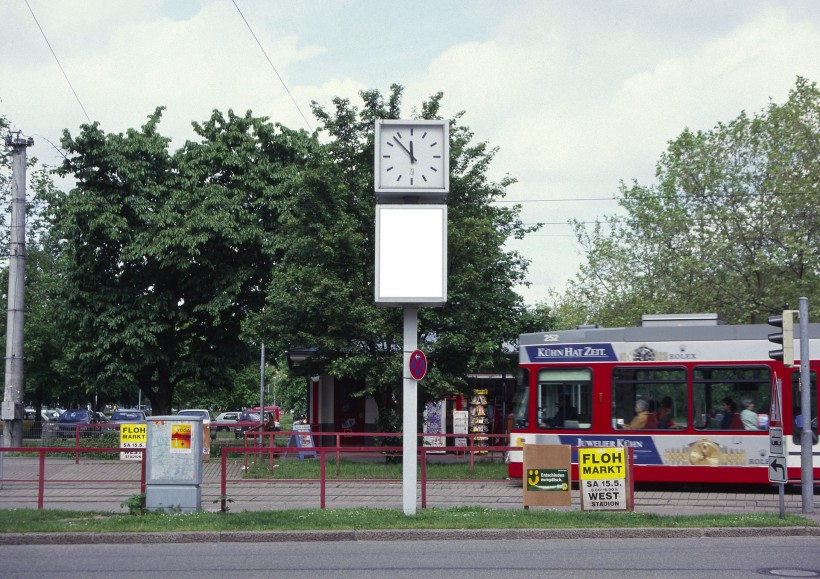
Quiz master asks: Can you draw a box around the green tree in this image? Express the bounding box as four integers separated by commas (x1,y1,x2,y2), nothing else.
557,76,820,327
48,108,319,414
250,85,540,431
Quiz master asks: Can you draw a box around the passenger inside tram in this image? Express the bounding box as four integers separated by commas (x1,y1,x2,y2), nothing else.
621,399,650,429
740,399,759,430
546,395,579,428
657,396,675,428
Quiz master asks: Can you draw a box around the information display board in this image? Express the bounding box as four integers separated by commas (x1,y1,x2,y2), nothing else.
146,417,203,485
453,410,468,447
287,424,317,459
374,205,447,306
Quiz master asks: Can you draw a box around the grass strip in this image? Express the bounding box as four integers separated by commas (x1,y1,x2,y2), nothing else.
0,506,812,533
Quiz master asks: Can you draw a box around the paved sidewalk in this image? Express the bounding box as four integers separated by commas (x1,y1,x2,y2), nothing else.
0,456,818,522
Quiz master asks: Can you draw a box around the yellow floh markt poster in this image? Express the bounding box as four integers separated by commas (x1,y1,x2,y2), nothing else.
170,422,192,453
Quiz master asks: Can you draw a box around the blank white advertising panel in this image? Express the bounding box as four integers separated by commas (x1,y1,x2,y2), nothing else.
375,205,447,306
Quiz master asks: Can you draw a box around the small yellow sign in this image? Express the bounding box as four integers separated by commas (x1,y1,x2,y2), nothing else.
578,448,626,480
119,423,147,461
120,423,147,443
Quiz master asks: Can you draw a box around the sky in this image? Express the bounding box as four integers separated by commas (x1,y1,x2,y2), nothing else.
2,0,820,307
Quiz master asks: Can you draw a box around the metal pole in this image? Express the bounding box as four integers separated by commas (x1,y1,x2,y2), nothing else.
798,297,814,513
2,133,31,449
259,343,265,448
403,306,418,515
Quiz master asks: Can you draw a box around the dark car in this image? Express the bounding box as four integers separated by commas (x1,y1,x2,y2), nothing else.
109,410,146,424
55,409,99,438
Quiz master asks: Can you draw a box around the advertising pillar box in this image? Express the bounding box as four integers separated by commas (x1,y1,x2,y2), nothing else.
522,444,572,508
145,416,203,512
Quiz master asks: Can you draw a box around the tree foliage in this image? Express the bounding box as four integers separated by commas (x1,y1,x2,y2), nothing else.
11,84,542,420
556,76,820,327
250,84,541,429
48,108,319,414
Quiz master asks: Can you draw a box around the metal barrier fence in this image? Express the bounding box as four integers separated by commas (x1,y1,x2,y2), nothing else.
0,447,146,509
236,430,510,472
0,431,513,511
218,441,517,512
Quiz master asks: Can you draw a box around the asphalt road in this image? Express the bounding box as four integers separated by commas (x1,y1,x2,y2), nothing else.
1,536,818,578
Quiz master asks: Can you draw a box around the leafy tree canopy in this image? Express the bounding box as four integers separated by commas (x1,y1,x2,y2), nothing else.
12,84,544,419
248,84,543,427
47,108,319,414
553,76,820,328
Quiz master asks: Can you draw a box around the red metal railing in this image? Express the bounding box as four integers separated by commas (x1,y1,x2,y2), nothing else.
221,430,515,512
0,431,515,511
0,446,146,509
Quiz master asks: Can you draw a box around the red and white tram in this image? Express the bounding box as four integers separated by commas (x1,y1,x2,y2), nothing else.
508,314,819,484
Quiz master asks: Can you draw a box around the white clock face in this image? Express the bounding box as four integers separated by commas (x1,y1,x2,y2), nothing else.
375,121,448,192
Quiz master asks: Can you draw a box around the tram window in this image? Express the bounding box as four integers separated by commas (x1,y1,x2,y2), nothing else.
611,368,687,430
791,371,818,444
511,368,531,429
693,366,771,431
536,368,591,429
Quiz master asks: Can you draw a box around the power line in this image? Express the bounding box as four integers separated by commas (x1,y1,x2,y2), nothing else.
231,0,313,132
24,0,91,124
494,196,618,203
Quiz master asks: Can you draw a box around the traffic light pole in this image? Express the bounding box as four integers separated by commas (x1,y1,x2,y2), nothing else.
798,297,814,513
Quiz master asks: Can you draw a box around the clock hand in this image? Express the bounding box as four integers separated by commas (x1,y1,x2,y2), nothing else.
409,140,417,163
393,136,413,159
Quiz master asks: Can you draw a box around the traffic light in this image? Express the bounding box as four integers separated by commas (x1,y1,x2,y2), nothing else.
768,310,796,366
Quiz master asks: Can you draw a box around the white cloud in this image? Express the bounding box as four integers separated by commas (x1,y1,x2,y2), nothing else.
3,1,820,308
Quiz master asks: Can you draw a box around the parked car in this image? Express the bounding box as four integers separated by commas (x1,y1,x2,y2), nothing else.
213,411,241,433
23,408,62,422
234,410,279,439
177,409,216,440
55,409,99,438
109,410,146,424
42,408,62,421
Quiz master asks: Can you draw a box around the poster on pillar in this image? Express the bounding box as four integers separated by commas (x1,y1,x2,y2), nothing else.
374,205,447,307
423,400,446,451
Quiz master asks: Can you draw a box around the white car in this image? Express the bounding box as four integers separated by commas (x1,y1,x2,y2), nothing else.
215,411,241,423
214,411,241,433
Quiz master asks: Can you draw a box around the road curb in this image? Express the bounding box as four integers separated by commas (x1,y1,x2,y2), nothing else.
0,526,818,545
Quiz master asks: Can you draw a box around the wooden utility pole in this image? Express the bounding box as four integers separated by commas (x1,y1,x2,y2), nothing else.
2,132,32,448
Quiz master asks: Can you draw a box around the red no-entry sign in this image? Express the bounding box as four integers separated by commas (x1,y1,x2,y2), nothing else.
409,349,427,380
